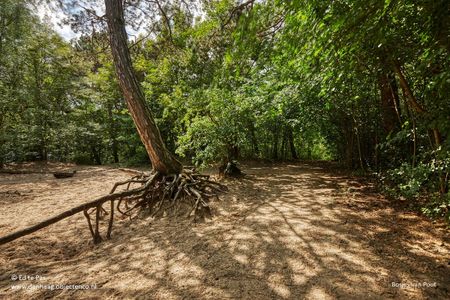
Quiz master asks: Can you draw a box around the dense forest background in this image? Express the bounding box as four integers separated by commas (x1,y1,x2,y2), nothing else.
0,0,449,220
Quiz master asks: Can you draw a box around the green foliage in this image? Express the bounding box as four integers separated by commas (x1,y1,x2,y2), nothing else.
421,194,450,223
379,149,449,221
381,162,432,200
1,0,448,221
176,88,250,166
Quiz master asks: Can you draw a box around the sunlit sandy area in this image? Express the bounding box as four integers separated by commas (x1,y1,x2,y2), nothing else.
1,162,448,299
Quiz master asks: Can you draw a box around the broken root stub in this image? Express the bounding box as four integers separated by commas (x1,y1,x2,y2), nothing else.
219,161,244,178
84,169,227,244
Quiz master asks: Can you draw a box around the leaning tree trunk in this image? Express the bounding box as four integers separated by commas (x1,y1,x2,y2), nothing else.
105,0,182,175
378,72,401,134
0,3,223,245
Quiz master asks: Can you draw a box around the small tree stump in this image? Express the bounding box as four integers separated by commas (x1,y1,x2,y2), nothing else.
219,161,243,177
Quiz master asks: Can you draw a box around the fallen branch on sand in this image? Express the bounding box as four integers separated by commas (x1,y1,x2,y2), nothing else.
0,169,226,245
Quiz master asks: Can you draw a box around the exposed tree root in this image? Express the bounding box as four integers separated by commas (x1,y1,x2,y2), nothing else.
0,169,226,245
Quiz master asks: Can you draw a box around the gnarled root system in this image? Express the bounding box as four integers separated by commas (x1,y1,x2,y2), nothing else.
84,169,226,244
0,169,226,246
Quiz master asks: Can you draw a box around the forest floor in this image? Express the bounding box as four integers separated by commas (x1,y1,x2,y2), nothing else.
0,161,449,299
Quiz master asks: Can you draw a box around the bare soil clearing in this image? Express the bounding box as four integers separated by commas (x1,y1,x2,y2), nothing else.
0,162,449,299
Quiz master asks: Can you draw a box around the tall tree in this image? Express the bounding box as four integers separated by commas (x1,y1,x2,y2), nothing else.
104,0,182,174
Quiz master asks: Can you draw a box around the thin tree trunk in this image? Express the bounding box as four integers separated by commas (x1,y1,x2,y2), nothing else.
378,72,400,133
412,117,417,168
286,126,298,159
91,145,102,165
111,137,119,163
374,134,379,170
388,74,402,125
249,125,259,157
393,62,425,113
107,102,119,163
393,61,447,193
345,125,354,168
272,130,279,160
105,0,182,174
353,117,365,172
393,61,441,146
281,128,287,160
227,145,239,161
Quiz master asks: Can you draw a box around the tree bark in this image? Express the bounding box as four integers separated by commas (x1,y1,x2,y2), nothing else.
249,125,259,157
272,133,278,160
227,144,239,161
286,126,298,159
393,62,426,113
272,124,279,160
104,0,182,174
281,129,287,160
91,145,102,165
107,101,119,163
393,61,442,146
344,122,354,168
378,72,401,133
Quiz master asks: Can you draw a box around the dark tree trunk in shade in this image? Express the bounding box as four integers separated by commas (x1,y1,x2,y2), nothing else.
249,123,259,157
272,130,279,160
286,126,298,159
378,72,401,134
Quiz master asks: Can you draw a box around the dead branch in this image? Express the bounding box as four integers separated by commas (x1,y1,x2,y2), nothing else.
221,0,256,29
0,169,225,246
0,172,159,245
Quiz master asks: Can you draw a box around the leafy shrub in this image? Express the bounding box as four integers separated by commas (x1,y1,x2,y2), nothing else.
379,151,450,223
382,162,431,200
421,194,450,223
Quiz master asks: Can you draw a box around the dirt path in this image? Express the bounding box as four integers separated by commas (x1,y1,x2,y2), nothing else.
0,162,449,299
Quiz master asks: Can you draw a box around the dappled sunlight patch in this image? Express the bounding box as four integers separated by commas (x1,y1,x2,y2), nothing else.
305,286,334,300
1,163,448,299
267,273,291,298
233,254,248,265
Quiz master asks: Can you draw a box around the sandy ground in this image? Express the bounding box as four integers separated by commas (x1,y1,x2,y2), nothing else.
0,162,449,299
